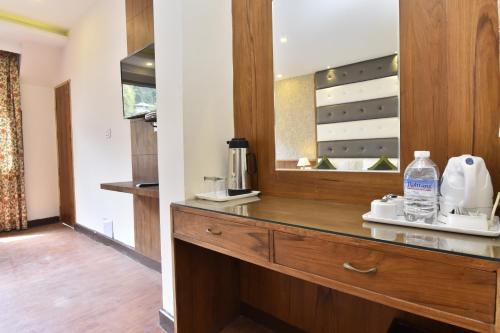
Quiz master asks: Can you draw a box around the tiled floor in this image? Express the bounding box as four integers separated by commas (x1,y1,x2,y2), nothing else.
0,223,163,333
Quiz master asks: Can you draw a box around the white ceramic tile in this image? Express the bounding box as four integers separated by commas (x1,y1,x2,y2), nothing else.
316,76,399,107
317,117,400,142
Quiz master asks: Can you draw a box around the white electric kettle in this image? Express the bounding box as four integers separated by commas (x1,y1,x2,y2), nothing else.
440,155,493,216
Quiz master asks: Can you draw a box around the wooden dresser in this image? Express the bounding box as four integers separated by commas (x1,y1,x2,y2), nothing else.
171,196,500,333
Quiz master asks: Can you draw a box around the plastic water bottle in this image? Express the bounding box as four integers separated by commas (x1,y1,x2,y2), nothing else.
404,151,440,223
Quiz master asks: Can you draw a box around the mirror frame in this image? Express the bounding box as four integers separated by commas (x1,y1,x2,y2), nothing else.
232,0,500,204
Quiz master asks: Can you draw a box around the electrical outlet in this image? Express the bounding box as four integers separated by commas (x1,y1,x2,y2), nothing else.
105,128,112,139
102,218,114,238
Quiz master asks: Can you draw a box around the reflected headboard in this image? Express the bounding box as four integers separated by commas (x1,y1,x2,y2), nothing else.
314,55,400,171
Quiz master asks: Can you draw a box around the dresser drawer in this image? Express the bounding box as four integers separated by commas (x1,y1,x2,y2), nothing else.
274,232,496,323
173,210,270,261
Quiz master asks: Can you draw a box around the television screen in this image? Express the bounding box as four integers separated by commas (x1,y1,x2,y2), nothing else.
122,84,156,119
120,44,156,119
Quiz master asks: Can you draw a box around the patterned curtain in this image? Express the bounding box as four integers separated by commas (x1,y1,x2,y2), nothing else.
0,51,27,231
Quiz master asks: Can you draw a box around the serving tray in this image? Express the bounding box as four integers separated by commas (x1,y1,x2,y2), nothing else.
195,190,260,202
362,212,500,237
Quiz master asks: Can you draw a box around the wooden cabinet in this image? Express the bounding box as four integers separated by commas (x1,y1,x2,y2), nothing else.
125,0,154,54
172,203,500,333
274,231,496,324
173,210,270,261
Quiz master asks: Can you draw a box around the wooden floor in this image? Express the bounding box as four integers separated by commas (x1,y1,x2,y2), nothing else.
0,223,163,333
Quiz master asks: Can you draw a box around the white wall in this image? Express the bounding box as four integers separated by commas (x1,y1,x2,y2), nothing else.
154,0,184,319
154,0,234,316
58,0,135,246
182,0,235,199
0,40,21,54
0,39,62,221
20,42,64,221
21,84,60,220
19,42,63,87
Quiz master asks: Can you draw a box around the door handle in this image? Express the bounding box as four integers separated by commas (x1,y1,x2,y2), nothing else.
343,262,377,274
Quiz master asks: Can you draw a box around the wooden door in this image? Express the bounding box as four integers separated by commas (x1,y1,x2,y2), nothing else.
55,81,76,226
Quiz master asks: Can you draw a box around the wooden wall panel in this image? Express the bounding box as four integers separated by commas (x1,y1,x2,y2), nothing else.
125,0,160,262
399,0,449,172
232,0,500,203
132,155,159,181
232,0,262,188
468,0,500,193
134,196,161,261
443,0,500,192
126,0,154,54
126,2,157,183
131,118,158,155
126,0,152,18
444,1,475,157
130,119,158,181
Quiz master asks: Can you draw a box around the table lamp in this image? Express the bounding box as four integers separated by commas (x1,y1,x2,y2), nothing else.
297,157,311,170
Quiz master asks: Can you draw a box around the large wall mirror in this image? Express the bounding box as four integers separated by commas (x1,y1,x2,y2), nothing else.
273,0,400,173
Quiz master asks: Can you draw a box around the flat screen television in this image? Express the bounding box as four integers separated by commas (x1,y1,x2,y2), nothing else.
120,43,156,119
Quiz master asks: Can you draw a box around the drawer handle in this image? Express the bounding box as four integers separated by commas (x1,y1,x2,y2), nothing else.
206,228,222,236
343,262,377,274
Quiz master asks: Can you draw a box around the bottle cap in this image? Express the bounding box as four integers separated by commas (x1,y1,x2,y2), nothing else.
414,151,430,158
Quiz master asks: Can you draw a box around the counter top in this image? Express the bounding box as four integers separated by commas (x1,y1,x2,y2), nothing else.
174,195,500,262
101,181,159,198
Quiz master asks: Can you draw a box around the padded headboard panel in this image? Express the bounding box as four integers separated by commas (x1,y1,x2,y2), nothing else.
316,76,399,106
315,54,398,89
317,96,398,124
315,54,400,166
318,138,399,158
317,118,400,141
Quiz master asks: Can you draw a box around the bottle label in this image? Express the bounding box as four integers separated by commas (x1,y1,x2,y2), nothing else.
404,178,438,196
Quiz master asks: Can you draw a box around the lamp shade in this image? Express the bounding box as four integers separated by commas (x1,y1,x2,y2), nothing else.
297,157,311,168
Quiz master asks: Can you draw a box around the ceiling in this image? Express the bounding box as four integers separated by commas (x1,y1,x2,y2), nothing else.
0,0,99,46
273,0,399,80
0,0,99,28
0,21,66,47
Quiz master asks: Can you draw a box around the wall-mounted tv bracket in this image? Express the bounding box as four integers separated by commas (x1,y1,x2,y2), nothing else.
145,111,157,131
